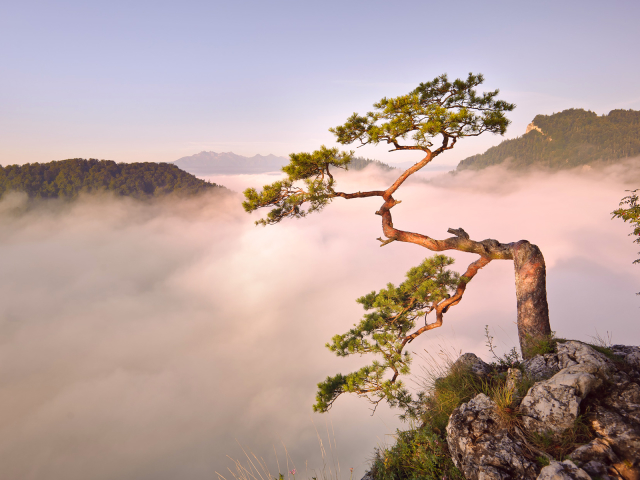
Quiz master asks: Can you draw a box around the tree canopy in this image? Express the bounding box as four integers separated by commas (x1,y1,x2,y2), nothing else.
0,158,223,200
612,189,640,264
244,73,551,413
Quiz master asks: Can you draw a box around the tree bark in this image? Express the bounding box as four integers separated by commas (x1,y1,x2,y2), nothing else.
512,240,551,358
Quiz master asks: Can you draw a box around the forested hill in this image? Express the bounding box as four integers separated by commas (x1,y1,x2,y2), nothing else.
456,108,640,171
0,159,225,200
348,156,395,171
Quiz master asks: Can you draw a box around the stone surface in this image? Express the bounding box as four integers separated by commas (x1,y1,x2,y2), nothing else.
451,353,492,377
447,393,538,480
524,353,560,380
612,344,640,370
536,460,591,480
520,342,611,434
568,438,619,466
590,406,640,464
506,368,523,393
440,342,640,480
556,341,614,375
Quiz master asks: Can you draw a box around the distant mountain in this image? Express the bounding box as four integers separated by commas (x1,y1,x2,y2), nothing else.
173,151,288,175
456,108,640,171
0,159,225,200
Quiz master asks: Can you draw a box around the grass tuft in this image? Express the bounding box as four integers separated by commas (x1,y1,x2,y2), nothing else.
370,426,464,480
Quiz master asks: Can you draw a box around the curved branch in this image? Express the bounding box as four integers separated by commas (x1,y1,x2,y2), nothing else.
401,255,491,346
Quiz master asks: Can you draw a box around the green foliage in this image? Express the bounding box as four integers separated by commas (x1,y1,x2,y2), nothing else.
484,325,522,368
457,108,640,171
521,331,561,359
412,360,489,433
242,146,353,225
313,255,460,413
370,426,464,480
612,189,640,264
0,158,222,200
330,73,514,151
245,73,513,226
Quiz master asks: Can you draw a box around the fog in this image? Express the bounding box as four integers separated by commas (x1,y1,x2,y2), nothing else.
0,162,639,480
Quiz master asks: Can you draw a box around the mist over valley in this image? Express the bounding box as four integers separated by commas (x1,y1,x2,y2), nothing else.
0,161,638,479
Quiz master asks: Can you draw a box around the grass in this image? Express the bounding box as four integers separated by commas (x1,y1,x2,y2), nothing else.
216,420,343,480
526,414,594,460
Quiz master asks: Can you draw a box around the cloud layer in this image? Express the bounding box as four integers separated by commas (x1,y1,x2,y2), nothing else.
0,162,638,480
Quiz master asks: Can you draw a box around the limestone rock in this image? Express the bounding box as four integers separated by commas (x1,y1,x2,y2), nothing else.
524,353,560,380
520,380,581,433
536,460,591,480
556,341,614,375
446,393,538,480
451,353,492,377
520,342,611,434
590,405,640,464
611,344,640,369
506,368,523,393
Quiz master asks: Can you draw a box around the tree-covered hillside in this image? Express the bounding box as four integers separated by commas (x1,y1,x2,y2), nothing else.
456,108,640,171
348,156,395,171
0,159,224,200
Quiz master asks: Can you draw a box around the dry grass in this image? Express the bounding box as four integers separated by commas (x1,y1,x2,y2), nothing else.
216,419,342,480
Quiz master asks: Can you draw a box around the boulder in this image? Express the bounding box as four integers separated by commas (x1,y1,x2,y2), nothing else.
611,344,640,369
568,439,621,479
524,353,560,380
536,460,591,480
520,342,611,434
556,341,614,375
451,353,492,377
446,393,538,480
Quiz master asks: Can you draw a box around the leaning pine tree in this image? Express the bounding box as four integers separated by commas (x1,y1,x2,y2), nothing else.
243,73,552,412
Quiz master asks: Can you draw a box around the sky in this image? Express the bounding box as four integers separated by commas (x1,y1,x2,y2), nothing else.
1,0,640,168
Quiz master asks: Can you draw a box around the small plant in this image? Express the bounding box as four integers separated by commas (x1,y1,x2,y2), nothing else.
521,331,562,359
370,426,464,480
487,381,519,425
484,326,522,368
535,456,551,468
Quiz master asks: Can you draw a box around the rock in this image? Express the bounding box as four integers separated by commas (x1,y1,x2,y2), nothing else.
556,341,614,375
568,438,619,466
536,460,591,479
611,344,640,369
451,353,492,377
590,405,640,464
446,393,538,480
520,342,610,434
520,380,581,433
524,353,560,380
506,368,523,393
440,343,639,480
601,380,640,424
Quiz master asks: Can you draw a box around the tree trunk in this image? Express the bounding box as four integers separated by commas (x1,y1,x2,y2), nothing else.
512,240,551,359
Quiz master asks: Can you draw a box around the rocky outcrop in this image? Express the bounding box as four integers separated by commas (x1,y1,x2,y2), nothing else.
446,342,640,480
446,393,538,480
525,122,544,135
520,341,612,434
